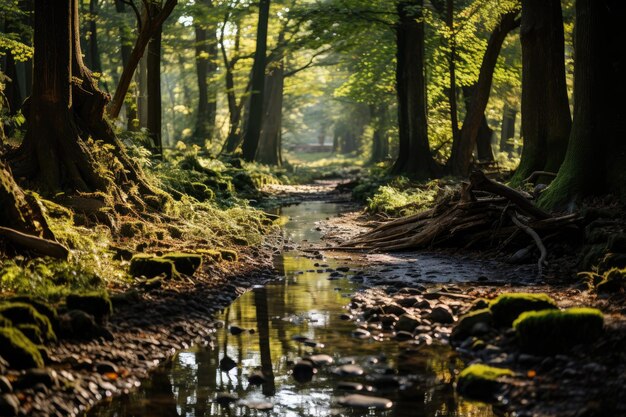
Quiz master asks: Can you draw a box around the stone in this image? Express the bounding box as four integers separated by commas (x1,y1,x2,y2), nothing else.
292,360,317,383
333,364,364,377
0,303,55,342
66,292,113,325
215,392,238,406
395,331,413,341
15,368,58,389
0,327,43,369
239,400,273,411
247,370,267,385
456,364,513,402
489,293,557,327
384,304,407,316
395,314,420,333
337,394,393,410
229,325,246,335
397,297,419,307
428,305,454,324
129,255,179,280
352,328,371,339
451,309,493,342
306,354,333,367
0,393,19,416
161,253,203,275
95,361,118,375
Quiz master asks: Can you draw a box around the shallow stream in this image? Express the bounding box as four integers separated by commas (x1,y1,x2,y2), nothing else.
91,201,495,417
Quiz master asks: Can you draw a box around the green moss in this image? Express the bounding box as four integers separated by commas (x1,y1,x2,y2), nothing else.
451,308,493,341
198,249,223,263
456,364,514,401
0,315,12,327
0,303,55,342
66,291,113,324
219,249,238,262
162,253,203,275
120,221,146,238
9,296,59,331
489,293,557,327
0,326,44,369
513,307,604,354
129,255,180,280
16,324,43,344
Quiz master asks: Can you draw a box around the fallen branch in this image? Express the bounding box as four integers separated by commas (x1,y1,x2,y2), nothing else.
0,226,69,259
509,213,546,277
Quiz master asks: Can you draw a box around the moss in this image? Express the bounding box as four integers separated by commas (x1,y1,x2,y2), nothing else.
489,293,557,327
596,268,625,293
129,255,179,280
0,315,12,327
167,226,184,239
219,249,238,262
0,303,55,342
0,326,44,369
456,364,514,401
16,324,43,344
66,292,113,324
9,296,59,331
162,253,203,275
119,221,146,238
198,249,223,263
451,308,493,341
233,237,248,246
513,307,604,355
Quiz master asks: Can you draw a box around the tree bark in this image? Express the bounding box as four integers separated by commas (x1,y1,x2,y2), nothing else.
462,84,495,162
510,0,571,185
446,0,460,145
390,0,439,178
146,18,162,156
256,61,284,166
87,0,105,91
242,0,271,162
369,103,390,164
114,0,137,130
499,104,516,155
447,10,520,176
539,0,626,207
193,1,218,145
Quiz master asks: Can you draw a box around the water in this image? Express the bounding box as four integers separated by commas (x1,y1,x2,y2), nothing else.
91,201,495,417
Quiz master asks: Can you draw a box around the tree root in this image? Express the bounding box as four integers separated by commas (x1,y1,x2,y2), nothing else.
0,226,69,259
509,212,547,277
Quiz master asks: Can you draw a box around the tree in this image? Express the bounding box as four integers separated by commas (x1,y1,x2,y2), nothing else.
540,0,626,207
255,59,284,166
510,0,571,185
242,0,271,162
391,0,439,178
146,2,163,156
447,8,520,176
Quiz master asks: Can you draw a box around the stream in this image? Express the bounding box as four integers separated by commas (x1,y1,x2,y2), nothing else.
90,201,496,417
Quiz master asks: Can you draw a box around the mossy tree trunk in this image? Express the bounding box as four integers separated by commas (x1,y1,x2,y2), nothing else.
391,0,439,178
510,0,571,186
539,0,626,208
11,0,159,206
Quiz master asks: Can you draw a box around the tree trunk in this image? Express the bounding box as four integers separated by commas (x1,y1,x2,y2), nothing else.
256,61,284,166
390,0,439,178
446,0,460,145
476,115,495,162
499,104,516,155
447,10,520,176
539,0,626,207
369,103,389,164
510,0,571,185
242,0,271,162
114,0,137,130
193,2,218,145
146,20,162,156
87,0,105,91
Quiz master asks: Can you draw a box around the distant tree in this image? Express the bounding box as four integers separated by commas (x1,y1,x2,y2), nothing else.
540,0,626,207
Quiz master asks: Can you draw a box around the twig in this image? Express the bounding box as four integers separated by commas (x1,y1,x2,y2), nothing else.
509,213,546,277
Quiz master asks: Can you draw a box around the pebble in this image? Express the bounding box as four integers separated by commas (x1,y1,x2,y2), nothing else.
333,364,364,377
352,328,371,339
0,393,19,416
306,354,334,367
95,362,118,375
337,394,393,410
427,305,454,324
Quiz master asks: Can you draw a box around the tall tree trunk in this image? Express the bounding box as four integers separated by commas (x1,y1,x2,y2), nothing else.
146,22,162,156
447,10,520,176
391,0,439,178
499,104,516,155
87,0,105,91
539,0,626,208
256,61,284,166
510,0,571,185
115,0,137,130
369,103,389,164
242,0,271,162
446,0,460,144
462,84,495,162
193,2,218,145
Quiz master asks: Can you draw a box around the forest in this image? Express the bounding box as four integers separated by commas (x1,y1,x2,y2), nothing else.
0,0,624,416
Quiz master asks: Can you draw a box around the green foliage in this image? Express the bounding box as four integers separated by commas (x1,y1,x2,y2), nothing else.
456,364,513,401
488,293,557,327
366,178,440,216
0,326,44,369
513,308,604,354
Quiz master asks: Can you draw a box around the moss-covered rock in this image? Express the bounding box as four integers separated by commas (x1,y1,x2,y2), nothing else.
129,255,179,280
593,268,625,294
16,324,43,344
162,253,203,275
513,307,604,355
451,308,493,341
220,249,238,262
0,303,55,342
489,293,557,327
456,364,513,401
9,296,59,332
119,221,146,238
0,327,44,369
198,249,223,263
66,292,113,325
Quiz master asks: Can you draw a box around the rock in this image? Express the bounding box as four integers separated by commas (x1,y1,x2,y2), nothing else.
215,392,238,406
15,368,58,389
336,267,350,272
513,307,604,355
413,325,431,334
306,354,334,367
95,361,118,375
60,310,112,341
0,393,19,416
0,327,44,369
66,292,113,324
384,304,407,316
395,331,413,341
427,305,454,324
451,309,493,342
414,299,432,309
337,394,392,410
129,255,179,280
0,376,11,393
0,303,55,342
293,360,317,383
239,400,273,410
395,314,420,333
247,370,267,385
456,364,513,402
397,297,418,307
352,328,371,339
489,293,557,327
161,253,203,275
333,364,364,377
339,314,353,321
337,381,364,391
219,355,237,372
8,297,59,332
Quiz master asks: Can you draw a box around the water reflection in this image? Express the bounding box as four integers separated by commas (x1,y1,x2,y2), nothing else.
90,202,495,417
